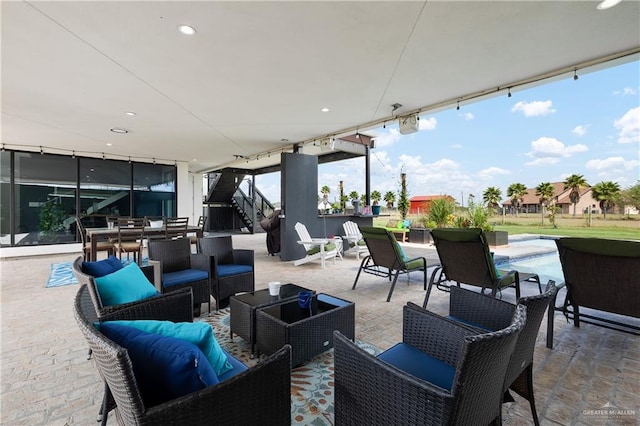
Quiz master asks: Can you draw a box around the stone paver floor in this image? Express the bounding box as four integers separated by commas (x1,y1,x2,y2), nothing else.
1,233,638,425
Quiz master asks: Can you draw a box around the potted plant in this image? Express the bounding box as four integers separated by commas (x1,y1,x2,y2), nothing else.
467,198,508,246
371,190,382,215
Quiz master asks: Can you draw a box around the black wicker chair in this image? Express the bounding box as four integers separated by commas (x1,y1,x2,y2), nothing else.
555,237,640,336
353,227,427,302
197,236,255,311
148,238,213,315
444,282,558,425
73,286,292,426
333,302,525,425
423,228,542,307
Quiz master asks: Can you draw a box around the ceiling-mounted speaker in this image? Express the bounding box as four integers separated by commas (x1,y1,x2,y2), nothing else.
399,113,419,135
320,138,335,152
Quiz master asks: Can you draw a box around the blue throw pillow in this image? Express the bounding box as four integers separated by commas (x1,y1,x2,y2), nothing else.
82,255,123,277
101,320,233,376
100,323,218,407
94,262,159,307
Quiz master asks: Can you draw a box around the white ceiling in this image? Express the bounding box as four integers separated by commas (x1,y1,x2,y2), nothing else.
2,1,639,174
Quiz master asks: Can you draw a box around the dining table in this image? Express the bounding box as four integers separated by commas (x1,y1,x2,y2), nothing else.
85,225,203,262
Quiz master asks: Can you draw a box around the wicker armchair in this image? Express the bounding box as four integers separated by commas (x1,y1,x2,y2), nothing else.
72,256,193,323
333,302,525,425
353,227,427,302
445,282,558,425
197,236,255,311
73,286,292,426
423,228,542,307
148,238,213,315
72,259,194,425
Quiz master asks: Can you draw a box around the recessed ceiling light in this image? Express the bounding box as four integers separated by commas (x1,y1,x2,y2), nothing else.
125,111,136,116
110,128,128,134
178,25,196,35
597,0,622,9
192,158,197,162
321,107,330,112
106,143,112,146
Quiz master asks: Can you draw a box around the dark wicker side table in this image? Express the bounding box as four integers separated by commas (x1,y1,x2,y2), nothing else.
229,283,311,355
255,294,355,367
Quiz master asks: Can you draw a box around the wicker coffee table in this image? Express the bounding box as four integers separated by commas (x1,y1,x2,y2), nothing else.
229,283,311,355
255,293,355,366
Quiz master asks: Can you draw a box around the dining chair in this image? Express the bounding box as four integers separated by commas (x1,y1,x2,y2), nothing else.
165,216,190,239
113,217,145,264
76,217,114,261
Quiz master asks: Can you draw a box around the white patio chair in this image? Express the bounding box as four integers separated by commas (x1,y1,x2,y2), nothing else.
293,222,338,268
342,221,369,260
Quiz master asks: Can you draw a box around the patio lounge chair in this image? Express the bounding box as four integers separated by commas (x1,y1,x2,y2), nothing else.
423,228,542,307
553,237,640,337
293,222,338,268
444,282,558,425
333,302,526,425
353,227,427,302
73,286,292,426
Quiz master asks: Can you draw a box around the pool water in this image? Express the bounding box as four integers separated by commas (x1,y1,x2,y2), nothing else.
497,237,564,283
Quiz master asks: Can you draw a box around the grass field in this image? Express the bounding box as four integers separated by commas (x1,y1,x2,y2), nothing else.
372,211,640,241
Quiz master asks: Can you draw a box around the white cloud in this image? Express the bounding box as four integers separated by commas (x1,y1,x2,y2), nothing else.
586,156,639,172
461,112,474,121
511,100,556,117
526,137,588,161
525,157,561,166
451,144,463,149
572,125,587,136
614,106,640,144
372,128,401,147
418,116,437,131
477,167,511,179
613,87,638,96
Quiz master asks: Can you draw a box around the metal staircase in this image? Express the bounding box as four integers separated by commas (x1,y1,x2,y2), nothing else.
205,169,275,232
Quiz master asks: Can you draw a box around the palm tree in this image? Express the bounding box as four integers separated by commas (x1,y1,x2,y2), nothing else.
592,181,621,220
482,186,502,213
563,174,588,217
535,182,555,225
371,190,382,206
384,191,396,208
506,183,528,217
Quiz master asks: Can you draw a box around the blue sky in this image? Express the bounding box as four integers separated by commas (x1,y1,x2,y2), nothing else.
255,60,639,206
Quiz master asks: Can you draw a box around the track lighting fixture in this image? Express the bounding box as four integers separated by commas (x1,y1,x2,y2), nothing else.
153,158,156,165
383,122,386,129
456,101,460,111
128,156,132,163
72,150,75,159
102,152,105,160
573,69,579,81
40,146,44,155
508,88,512,98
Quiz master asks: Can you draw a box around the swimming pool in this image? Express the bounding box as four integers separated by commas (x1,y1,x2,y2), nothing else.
497,237,564,283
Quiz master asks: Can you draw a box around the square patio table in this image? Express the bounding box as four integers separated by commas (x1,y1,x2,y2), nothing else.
229,283,311,355
255,293,355,366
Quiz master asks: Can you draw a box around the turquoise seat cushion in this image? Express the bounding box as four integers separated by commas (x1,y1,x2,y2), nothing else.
100,323,218,407
307,242,336,256
378,342,455,391
217,264,253,277
217,349,248,381
162,269,209,288
100,320,233,376
82,255,123,277
95,262,159,307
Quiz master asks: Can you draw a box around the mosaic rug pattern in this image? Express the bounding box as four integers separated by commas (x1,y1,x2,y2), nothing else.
200,309,381,425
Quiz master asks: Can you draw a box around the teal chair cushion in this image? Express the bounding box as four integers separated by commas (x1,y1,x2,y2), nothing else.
95,262,159,307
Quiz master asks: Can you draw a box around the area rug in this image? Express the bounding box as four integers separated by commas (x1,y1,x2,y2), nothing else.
45,262,79,287
199,308,381,425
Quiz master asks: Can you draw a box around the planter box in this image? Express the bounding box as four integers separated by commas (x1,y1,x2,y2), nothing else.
409,228,431,244
485,230,508,247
